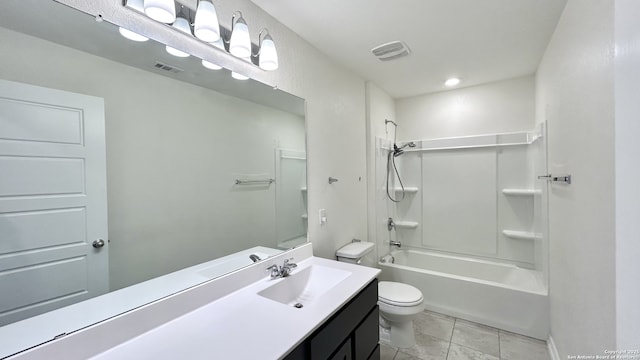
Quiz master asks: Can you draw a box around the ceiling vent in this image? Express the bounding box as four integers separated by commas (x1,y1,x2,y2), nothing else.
153,61,184,74
371,41,411,61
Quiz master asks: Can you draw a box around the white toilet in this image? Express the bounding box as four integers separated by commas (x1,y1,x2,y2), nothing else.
336,241,424,348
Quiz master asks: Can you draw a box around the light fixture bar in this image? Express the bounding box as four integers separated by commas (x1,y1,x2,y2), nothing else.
54,0,273,81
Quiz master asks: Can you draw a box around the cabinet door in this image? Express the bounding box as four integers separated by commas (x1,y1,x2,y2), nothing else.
367,345,380,360
354,306,380,360
328,338,352,360
310,280,377,359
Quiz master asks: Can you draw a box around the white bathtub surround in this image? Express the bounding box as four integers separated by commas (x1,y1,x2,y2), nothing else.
379,249,548,340
378,128,543,268
7,243,380,359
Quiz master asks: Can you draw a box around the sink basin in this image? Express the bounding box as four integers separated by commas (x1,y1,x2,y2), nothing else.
258,265,352,307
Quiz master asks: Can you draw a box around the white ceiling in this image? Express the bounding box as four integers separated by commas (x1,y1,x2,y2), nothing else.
249,0,567,99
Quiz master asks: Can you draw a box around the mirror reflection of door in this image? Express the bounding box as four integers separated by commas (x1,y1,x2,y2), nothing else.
0,79,108,325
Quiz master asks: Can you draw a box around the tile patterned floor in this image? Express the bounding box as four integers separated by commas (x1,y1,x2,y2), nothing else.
380,311,550,360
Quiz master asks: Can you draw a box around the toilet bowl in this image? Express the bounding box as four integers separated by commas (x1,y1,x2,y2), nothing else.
378,281,424,348
336,241,424,348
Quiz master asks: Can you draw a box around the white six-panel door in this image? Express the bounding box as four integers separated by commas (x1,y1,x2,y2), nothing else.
0,79,108,326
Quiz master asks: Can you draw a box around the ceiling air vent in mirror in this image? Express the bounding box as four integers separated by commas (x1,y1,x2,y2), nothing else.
371,41,411,61
153,61,184,74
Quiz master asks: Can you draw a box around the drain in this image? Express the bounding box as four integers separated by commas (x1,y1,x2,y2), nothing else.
294,303,303,308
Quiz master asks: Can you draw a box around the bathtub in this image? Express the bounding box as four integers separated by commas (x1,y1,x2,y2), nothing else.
378,249,549,339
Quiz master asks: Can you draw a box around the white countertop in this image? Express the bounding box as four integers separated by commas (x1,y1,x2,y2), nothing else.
0,246,283,360
9,243,380,360
90,256,380,360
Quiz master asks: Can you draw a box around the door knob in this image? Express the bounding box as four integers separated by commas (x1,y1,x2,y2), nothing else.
92,239,105,248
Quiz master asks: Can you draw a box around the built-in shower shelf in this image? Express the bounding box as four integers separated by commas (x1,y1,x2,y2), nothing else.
301,214,308,220
502,189,541,196
393,187,419,194
502,230,539,240
395,221,419,229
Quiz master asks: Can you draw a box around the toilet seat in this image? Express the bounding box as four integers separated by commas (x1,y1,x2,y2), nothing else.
378,281,423,307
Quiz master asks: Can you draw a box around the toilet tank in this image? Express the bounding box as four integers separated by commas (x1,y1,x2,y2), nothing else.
336,241,375,266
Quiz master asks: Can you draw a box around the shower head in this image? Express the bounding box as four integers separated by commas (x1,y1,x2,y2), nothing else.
392,141,416,157
398,141,416,150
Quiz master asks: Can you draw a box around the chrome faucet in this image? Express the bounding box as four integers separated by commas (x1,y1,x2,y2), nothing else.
266,258,298,279
389,240,401,248
281,258,297,277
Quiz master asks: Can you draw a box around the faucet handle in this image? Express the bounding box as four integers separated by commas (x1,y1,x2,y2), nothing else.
283,258,295,266
266,264,280,278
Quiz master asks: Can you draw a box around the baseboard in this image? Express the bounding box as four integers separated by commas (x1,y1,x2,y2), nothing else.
548,335,560,360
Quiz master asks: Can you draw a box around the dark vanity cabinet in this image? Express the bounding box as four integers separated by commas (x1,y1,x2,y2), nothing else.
283,279,380,360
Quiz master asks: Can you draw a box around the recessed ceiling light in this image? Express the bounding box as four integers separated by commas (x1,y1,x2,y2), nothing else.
445,78,461,87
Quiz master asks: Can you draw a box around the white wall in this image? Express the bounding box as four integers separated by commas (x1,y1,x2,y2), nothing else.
0,27,306,289
396,76,535,140
614,0,640,349
536,0,616,356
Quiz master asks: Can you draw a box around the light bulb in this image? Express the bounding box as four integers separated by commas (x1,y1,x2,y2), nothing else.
259,34,278,70
194,0,220,42
144,0,176,23
166,46,189,57
229,15,251,58
165,16,191,57
119,27,149,42
202,59,222,70
231,72,249,80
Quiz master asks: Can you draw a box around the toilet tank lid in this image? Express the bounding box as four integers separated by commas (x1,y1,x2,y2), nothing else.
336,241,374,259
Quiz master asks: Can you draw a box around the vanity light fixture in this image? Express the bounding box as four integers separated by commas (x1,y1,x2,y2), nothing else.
232,56,251,80
201,38,224,70
229,11,251,58
193,0,220,42
445,77,461,87
166,11,191,57
143,0,176,24
124,0,280,79
119,0,149,42
254,29,278,71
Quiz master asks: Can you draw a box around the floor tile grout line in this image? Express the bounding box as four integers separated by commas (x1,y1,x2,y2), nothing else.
445,318,457,360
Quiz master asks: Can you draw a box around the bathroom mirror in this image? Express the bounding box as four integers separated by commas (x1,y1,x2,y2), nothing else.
0,0,306,356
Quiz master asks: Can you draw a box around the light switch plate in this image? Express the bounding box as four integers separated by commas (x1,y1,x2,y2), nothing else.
319,209,327,225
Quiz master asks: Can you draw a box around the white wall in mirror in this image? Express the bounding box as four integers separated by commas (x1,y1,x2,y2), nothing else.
0,27,305,291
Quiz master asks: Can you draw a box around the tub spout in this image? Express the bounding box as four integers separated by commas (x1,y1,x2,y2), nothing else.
390,240,401,248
